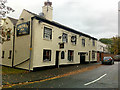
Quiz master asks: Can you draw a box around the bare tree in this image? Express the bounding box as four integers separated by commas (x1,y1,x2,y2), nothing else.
0,0,14,18
0,0,14,44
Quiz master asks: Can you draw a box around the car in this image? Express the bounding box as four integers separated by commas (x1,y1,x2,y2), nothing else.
102,56,114,65
113,55,120,61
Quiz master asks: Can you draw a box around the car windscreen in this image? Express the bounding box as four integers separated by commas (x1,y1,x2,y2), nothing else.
103,57,111,60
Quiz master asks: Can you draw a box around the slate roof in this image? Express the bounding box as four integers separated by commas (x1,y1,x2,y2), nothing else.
8,17,18,25
24,9,97,40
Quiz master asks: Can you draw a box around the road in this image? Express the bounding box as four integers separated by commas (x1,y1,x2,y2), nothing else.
11,62,119,88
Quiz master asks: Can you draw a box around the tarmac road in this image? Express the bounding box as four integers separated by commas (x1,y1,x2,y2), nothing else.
11,62,119,88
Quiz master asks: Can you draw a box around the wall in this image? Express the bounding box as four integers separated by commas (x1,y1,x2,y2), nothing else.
14,10,34,70
97,41,108,53
2,18,14,67
32,19,97,68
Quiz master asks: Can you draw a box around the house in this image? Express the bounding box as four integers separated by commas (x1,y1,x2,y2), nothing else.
1,17,18,67
1,0,97,70
97,41,109,62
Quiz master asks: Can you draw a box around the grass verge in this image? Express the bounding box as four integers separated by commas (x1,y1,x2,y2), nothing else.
2,66,28,75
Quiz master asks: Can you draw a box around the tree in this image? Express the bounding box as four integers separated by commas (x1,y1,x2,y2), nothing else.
0,0,14,44
0,0,14,18
99,38,112,45
99,36,120,55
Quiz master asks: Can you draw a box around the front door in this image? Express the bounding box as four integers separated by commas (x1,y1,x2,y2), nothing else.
55,51,59,68
80,54,86,64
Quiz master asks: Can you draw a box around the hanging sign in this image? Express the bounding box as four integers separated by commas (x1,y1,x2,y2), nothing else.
16,22,30,36
59,43,64,49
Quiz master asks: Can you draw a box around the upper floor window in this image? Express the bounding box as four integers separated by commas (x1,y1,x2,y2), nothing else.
43,49,51,62
82,39,85,47
71,36,77,45
62,33,68,43
93,40,95,46
43,27,52,40
68,50,74,61
7,31,10,40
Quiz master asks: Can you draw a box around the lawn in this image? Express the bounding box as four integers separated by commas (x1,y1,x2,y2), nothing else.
2,66,28,75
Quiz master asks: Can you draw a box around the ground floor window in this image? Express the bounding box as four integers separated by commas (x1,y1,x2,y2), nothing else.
68,50,74,61
2,51,5,58
92,51,95,60
43,50,51,62
61,51,65,59
8,50,12,59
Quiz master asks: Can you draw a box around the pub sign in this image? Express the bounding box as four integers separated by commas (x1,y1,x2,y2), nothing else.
16,22,30,36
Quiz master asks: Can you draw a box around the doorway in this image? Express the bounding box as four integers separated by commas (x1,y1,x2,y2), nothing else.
55,51,60,68
80,54,86,64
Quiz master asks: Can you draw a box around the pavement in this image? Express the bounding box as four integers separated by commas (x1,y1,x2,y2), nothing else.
2,62,101,86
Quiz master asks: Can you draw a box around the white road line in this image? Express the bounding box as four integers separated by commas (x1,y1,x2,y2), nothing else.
84,74,107,86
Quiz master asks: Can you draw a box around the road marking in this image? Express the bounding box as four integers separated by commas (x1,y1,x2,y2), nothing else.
84,74,107,86
3,64,102,88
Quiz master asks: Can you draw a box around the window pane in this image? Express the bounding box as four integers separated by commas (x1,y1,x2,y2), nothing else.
82,39,85,47
68,50,74,61
43,50,51,61
2,51,5,58
44,27,52,40
62,33,68,43
61,51,65,59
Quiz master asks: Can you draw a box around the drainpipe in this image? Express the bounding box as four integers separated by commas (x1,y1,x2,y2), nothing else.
12,25,15,68
29,17,34,72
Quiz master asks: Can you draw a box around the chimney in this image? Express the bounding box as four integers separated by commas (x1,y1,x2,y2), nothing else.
42,0,53,21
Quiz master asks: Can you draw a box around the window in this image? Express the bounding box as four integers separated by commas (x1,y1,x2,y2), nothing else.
82,39,85,47
71,36,77,45
92,51,95,60
0,36,2,43
68,50,74,61
43,50,51,62
43,27,52,40
61,51,65,59
2,51,5,58
7,31,10,40
8,50,12,59
62,33,68,43
93,40,95,46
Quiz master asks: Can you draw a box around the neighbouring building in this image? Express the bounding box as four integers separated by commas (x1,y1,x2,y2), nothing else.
97,41,109,62
0,17,18,67
1,0,98,70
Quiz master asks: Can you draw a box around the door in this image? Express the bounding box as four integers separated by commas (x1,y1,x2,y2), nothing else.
80,54,86,64
55,51,59,68
100,53,101,61
89,51,91,63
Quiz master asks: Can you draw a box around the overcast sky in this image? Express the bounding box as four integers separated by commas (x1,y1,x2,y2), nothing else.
6,0,119,39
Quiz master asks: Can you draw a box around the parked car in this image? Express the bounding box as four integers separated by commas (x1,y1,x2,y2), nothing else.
102,57,114,65
113,55,120,61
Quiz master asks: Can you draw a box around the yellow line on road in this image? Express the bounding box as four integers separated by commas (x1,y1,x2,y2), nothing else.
3,64,101,88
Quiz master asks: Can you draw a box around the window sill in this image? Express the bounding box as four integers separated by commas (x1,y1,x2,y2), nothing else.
68,60,74,62
43,38,52,41
43,60,51,62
